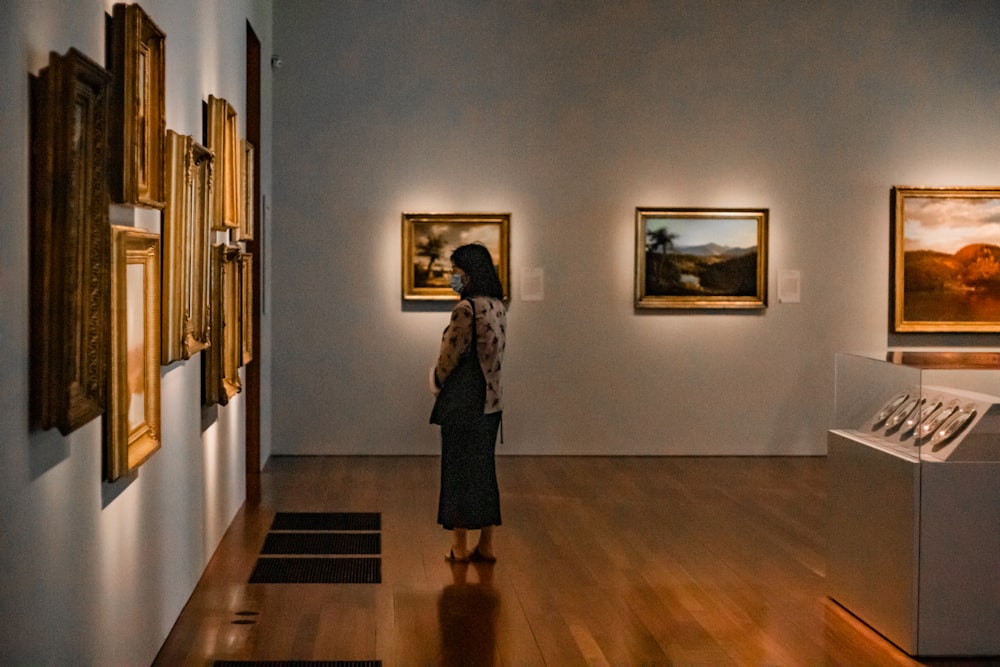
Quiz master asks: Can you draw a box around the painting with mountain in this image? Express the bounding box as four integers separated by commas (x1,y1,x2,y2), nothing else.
892,187,1000,331
635,208,768,309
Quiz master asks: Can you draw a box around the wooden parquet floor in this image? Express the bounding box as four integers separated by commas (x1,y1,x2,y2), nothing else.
153,456,1000,666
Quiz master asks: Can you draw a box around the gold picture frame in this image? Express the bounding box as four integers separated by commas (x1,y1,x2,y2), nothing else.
401,213,511,301
205,95,240,231
106,226,161,481
161,130,213,363
635,207,769,310
239,252,254,366
29,48,112,435
204,244,242,406
108,3,166,208
237,139,255,241
892,186,1000,332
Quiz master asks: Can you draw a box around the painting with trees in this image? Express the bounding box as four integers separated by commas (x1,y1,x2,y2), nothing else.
401,212,510,301
635,208,768,310
892,187,1000,332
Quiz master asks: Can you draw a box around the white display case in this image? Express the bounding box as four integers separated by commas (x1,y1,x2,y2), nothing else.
828,351,1000,657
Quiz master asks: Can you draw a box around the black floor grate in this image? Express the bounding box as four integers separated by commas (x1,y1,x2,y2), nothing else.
261,532,380,555
214,662,382,667
270,512,380,532
249,557,381,584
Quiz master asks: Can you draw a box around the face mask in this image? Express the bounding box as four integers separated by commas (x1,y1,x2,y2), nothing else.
449,274,465,293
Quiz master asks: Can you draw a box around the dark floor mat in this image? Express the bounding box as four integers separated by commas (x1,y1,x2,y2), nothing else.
261,532,380,555
269,512,381,532
248,557,381,584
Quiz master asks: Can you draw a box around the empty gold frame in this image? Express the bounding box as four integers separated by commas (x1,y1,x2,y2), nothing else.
206,95,240,230
29,48,112,435
107,226,161,481
108,3,166,208
162,130,213,363
205,244,242,406
239,252,254,366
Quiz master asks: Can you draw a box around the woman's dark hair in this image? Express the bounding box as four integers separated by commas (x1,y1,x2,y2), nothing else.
451,243,504,299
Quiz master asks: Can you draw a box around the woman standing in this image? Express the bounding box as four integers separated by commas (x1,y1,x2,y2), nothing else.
430,243,507,562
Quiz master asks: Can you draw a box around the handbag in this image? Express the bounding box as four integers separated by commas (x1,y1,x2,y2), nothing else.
430,299,486,426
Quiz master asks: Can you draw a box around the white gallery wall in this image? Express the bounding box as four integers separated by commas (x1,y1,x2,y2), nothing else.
0,0,273,663
270,1,1000,456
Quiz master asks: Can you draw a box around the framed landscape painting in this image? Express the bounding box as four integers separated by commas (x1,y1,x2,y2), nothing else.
401,213,510,301
635,207,768,309
892,186,1000,332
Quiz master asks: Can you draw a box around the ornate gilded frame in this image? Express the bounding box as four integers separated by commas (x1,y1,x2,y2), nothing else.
29,48,112,435
635,207,769,310
204,244,242,406
106,226,161,481
205,95,240,231
891,186,1000,332
237,139,255,241
401,212,511,301
239,252,254,366
108,3,166,208
162,130,213,363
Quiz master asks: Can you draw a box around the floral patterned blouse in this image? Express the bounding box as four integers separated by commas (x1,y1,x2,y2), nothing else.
434,296,506,414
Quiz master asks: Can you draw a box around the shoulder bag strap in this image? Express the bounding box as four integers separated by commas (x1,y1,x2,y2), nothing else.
465,297,477,359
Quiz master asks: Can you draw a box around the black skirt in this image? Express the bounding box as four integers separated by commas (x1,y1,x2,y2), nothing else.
437,412,502,530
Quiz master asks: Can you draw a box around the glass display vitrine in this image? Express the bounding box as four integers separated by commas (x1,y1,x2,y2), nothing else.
828,351,1000,656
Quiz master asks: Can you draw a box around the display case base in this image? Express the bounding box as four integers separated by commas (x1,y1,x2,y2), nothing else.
828,429,1000,656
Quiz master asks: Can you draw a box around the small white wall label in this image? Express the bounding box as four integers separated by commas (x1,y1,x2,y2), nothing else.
778,269,801,303
521,267,544,301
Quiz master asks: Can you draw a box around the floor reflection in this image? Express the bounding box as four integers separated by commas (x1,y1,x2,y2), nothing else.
438,560,500,666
